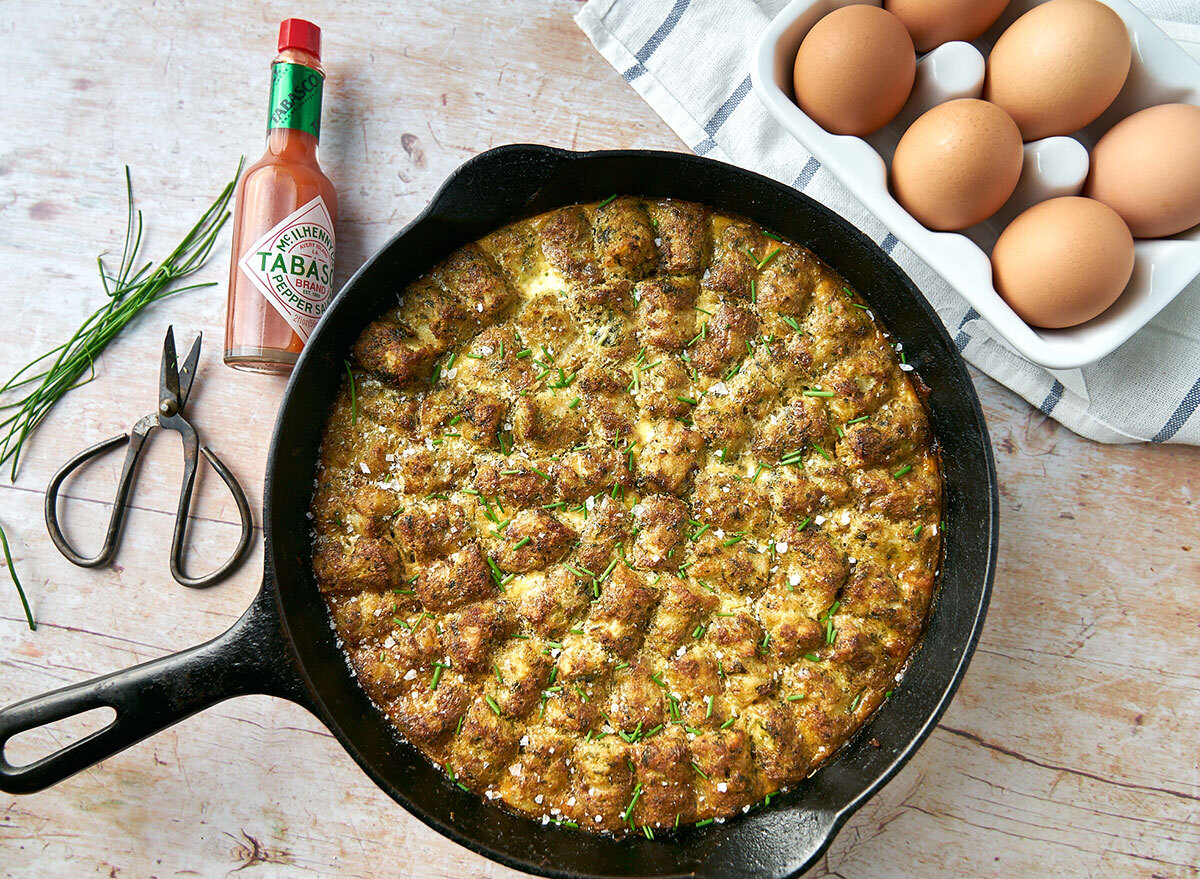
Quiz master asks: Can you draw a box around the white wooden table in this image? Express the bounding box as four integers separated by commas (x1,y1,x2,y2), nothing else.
1,2,1197,877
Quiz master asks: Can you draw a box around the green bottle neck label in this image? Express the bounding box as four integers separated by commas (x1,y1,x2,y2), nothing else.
267,62,324,139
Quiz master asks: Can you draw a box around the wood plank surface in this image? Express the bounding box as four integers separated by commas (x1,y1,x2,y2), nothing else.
1,1,1197,877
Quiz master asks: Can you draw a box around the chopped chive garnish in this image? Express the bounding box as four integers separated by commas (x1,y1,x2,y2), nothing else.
542,500,566,510
677,394,698,405
851,303,869,310
515,348,532,358
494,663,504,685
691,762,709,779
723,533,746,547
805,652,821,662
797,516,812,530
786,693,805,702
569,396,581,409
813,443,831,461
802,389,835,397
621,783,643,822
781,315,800,331
847,414,870,425
598,193,618,208
849,691,864,713
695,818,715,827
344,360,357,425
431,664,444,690
893,464,913,478
913,525,923,538
720,717,735,729
485,695,502,716
762,230,782,242
756,247,781,270
530,467,552,480
513,536,532,550
705,694,714,718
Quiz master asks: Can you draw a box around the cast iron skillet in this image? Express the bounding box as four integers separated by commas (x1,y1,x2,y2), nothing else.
0,145,997,879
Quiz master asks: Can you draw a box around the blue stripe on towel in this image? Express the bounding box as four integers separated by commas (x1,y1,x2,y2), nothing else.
622,0,692,82
953,308,979,352
1151,376,1200,442
792,156,820,191
1039,380,1065,415
694,75,753,155
881,232,898,254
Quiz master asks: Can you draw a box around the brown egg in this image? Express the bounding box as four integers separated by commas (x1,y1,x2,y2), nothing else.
890,99,1023,231
884,0,1010,52
793,5,915,136
991,197,1134,328
985,0,1130,141
1085,103,1200,239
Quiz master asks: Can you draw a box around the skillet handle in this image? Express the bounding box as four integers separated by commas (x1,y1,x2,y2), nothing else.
0,586,306,794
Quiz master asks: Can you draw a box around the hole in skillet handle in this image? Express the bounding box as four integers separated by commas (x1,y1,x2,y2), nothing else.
4,706,118,768
0,585,309,795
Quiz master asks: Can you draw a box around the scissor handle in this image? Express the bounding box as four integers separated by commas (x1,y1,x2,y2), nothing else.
168,443,254,589
44,431,150,568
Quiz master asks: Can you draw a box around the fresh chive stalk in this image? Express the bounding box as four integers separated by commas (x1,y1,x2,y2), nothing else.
0,524,34,630
0,162,242,478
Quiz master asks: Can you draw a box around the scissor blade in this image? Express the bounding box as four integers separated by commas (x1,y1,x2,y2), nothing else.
159,325,181,406
177,332,203,409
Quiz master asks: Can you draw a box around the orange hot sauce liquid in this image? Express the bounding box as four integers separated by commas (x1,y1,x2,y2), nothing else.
224,37,337,374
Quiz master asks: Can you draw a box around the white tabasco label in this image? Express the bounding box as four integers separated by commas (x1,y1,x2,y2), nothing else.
239,195,335,341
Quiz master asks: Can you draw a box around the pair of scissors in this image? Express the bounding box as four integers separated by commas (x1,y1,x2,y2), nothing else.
44,326,254,588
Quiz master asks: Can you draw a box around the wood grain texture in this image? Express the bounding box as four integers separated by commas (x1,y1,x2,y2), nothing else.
0,1,1197,877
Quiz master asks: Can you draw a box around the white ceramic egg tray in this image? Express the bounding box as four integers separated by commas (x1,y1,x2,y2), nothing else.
753,0,1200,370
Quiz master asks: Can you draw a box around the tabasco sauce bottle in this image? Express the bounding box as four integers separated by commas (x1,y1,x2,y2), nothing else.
224,18,337,374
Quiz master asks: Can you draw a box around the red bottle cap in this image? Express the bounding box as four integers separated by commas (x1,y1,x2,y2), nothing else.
278,18,321,59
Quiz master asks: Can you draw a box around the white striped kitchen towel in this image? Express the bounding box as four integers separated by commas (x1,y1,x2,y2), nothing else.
576,0,1200,444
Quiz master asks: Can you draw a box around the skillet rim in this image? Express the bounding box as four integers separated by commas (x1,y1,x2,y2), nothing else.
263,144,998,879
